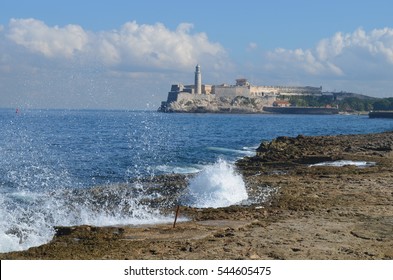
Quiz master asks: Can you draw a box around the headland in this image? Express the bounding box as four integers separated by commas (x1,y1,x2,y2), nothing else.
2,131,393,260
158,65,343,114
158,65,339,114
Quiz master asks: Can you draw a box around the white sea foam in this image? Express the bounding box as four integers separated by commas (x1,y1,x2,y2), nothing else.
0,184,175,253
183,159,248,208
156,164,202,174
309,160,376,168
207,146,255,156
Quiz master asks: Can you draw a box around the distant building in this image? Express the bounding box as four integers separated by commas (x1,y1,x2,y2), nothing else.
273,100,291,107
159,65,323,112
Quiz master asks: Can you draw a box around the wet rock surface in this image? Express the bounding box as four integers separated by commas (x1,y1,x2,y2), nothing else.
2,131,393,259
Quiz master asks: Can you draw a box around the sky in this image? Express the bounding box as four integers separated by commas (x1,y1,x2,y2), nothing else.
1,0,393,110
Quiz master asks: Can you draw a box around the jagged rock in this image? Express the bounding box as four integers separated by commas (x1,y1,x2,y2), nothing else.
254,132,393,162
167,96,270,113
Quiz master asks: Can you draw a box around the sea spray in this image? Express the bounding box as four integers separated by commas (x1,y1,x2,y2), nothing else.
0,192,56,253
183,159,248,208
0,183,175,253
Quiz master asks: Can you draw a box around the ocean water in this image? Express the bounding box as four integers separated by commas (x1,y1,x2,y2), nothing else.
1,108,393,253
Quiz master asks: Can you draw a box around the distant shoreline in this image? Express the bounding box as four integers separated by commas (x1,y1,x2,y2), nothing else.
369,111,393,118
160,106,340,115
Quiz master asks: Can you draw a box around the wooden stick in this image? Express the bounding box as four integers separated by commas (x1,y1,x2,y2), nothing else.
173,205,180,228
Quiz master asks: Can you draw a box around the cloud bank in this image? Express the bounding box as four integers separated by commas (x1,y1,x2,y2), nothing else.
265,27,393,80
6,18,227,72
8,18,88,59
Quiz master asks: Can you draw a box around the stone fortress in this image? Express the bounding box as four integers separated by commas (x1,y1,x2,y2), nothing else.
159,65,323,113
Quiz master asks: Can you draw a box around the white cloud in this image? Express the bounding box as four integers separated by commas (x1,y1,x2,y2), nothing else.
315,27,393,65
265,27,393,80
7,18,88,58
95,21,226,71
6,18,227,72
266,47,334,76
316,32,346,61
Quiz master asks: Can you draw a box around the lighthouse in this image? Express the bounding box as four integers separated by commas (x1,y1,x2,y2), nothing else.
194,64,202,94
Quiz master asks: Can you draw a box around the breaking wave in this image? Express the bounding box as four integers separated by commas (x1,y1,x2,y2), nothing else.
182,159,248,208
0,183,175,253
0,159,249,253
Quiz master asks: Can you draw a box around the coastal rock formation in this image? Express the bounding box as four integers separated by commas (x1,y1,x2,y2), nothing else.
168,95,270,113
237,132,393,176
254,132,392,163
2,132,393,260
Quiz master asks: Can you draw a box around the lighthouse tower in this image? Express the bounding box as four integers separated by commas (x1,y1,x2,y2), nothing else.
194,64,202,94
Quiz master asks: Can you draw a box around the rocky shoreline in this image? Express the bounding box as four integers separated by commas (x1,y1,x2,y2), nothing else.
1,131,393,259
161,95,271,113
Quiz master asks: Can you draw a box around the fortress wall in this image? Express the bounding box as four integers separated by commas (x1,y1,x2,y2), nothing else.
249,85,322,96
250,86,280,96
176,92,214,103
167,91,180,103
214,86,250,98
176,92,195,102
213,85,321,98
235,87,251,97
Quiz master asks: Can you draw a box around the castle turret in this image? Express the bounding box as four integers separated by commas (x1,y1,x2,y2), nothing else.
194,64,202,94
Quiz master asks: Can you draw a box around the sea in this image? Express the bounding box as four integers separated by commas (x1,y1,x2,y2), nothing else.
1,108,393,253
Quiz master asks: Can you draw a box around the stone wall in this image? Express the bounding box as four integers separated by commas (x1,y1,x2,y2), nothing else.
213,86,251,98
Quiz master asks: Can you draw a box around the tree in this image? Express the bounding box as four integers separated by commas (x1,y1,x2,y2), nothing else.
373,98,393,111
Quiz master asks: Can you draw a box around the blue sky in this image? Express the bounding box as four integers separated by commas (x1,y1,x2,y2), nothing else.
1,0,393,109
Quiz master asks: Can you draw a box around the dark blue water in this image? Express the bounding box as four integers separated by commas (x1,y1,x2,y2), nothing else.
1,108,392,252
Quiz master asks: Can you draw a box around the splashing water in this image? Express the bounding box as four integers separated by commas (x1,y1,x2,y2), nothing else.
0,183,175,253
183,159,248,208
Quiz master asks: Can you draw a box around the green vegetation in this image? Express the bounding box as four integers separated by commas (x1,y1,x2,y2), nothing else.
337,97,374,112
372,97,393,111
289,95,336,107
284,93,393,112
